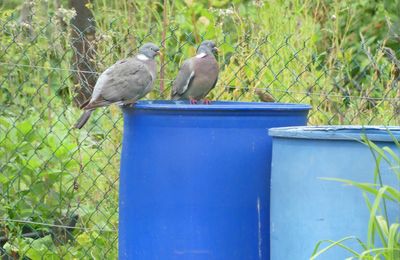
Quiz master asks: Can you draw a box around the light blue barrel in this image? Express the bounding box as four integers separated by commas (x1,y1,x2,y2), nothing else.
269,126,400,260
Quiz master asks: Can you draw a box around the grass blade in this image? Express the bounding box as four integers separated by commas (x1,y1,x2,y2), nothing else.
310,236,361,259
387,223,400,259
320,178,397,202
367,186,389,248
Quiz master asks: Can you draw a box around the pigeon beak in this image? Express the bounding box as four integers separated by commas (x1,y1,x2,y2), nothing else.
213,47,219,53
156,50,162,57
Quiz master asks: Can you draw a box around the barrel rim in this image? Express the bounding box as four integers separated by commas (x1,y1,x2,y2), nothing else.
124,100,312,112
269,125,400,142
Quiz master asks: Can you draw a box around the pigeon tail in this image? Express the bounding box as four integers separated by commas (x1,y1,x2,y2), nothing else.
74,110,93,129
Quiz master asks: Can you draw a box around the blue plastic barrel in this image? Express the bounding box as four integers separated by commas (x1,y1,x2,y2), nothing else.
119,101,310,259
269,126,400,260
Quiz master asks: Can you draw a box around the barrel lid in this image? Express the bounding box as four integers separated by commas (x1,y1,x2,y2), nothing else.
269,126,400,142
130,100,311,112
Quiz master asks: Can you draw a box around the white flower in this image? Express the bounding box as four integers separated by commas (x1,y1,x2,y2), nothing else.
55,7,77,23
219,8,234,16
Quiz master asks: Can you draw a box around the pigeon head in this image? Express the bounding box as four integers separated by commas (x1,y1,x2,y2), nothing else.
197,40,218,56
139,43,161,59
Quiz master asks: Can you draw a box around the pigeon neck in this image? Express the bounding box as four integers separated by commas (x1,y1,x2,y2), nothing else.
196,52,207,58
137,54,150,61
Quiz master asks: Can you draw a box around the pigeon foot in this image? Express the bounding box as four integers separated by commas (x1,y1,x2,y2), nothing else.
189,97,198,104
202,99,212,104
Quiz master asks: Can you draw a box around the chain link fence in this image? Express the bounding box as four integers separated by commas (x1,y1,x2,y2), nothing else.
1,1,399,259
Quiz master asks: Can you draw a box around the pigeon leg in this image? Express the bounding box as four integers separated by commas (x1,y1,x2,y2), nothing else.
202,98,212,104
189,97,198,104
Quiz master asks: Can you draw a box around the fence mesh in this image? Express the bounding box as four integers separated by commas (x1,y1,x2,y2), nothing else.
1,1,399,259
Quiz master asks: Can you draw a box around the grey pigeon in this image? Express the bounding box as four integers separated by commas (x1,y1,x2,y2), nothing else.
171,40,219,103
74,42,160,129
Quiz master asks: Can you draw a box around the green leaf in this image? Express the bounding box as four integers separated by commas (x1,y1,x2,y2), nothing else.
382,146,400,165
16,120,34,136
320,178,398,202
310,236,361,259
76,232,90,246
376,215,389,238
367,186,389,248
26,235,58,260
387,223,400,259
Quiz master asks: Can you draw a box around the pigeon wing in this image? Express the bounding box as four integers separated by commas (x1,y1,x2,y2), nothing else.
172,58,195,97
87,58,152,108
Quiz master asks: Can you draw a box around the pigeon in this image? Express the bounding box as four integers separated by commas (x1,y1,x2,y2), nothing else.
171,40,219,104
74,42,160,129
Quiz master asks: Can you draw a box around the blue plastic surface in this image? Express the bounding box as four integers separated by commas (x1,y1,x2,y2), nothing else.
119,100,310,260
269,126,400,260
